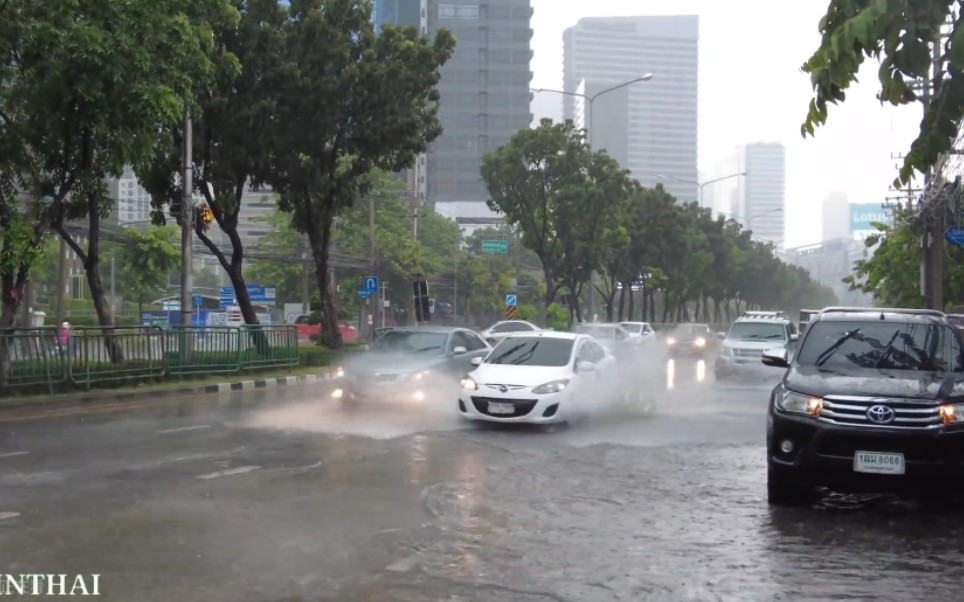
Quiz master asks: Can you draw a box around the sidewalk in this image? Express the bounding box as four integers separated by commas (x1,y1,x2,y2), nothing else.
0,366,336,414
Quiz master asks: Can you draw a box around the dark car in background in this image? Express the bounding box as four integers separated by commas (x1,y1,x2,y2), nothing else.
665,323,716,360
761,307,964,505
332,326,491,406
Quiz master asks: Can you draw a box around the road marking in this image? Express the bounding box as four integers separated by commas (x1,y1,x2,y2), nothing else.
196,466,260,480
385,555,422,573
0,451,29,459
156,425,212,435
0,512,20,521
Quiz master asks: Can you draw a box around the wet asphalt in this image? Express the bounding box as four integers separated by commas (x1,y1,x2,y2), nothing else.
1,358,963,601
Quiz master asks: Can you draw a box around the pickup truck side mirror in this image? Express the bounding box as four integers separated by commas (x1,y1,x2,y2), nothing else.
470,356,483,366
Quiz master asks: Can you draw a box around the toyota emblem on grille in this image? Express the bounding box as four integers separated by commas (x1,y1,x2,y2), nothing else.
499,384,508,392
866,405,896,424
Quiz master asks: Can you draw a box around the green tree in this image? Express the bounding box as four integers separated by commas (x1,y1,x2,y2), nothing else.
116,226,180,316
0,0,233,364
802,0,964,185
267,0,455,347
481,119,592,321
141,0,283,326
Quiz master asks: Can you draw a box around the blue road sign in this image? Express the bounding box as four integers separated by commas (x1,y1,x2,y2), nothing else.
357,289,372,299
218,284,277,308
505,294,517,307
364,276,379,292
193,294,202,309
946,226,964,247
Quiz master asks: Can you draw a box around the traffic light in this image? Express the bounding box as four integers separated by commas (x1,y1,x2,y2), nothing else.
198,205,214,229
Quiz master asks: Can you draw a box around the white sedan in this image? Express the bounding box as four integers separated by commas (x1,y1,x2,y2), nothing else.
457,331,623,424
480,319,541,346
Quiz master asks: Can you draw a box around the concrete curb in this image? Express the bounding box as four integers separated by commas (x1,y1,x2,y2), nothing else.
0,372,333,414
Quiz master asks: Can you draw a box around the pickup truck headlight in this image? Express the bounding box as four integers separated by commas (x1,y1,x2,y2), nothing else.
940,404,964,424
532,379,569,394
694,337,706,347
775,388,822,416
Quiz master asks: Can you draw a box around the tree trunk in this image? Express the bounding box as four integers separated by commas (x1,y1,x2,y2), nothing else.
0,266,27,390
63,198,123,364
694,295,701,322
306,203,342,349
196,214,260,326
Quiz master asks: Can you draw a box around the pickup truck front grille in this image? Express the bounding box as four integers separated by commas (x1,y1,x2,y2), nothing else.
819,396,942,430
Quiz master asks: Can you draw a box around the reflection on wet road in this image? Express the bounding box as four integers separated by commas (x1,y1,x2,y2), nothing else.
0,360,960,601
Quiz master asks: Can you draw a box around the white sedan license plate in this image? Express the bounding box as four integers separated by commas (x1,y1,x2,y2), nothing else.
854,451,905,475
488,402,515,415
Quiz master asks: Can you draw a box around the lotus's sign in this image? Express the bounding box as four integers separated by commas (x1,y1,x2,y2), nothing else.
849,203,893,234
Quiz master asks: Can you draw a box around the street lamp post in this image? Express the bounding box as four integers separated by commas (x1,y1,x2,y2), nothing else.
532,74,654,321
718,207,784,241
660,172,746,208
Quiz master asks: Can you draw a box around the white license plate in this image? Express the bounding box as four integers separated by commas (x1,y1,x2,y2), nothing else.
488,402,515,415
854,451,905,475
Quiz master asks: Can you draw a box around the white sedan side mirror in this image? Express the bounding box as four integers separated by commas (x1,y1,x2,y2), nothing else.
576,360,596,373
470,356,483,366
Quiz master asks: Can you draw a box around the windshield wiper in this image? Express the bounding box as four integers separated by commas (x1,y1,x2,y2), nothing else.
510,342,539,364
488,342,525,364
873,331,901,368
815,328,861,367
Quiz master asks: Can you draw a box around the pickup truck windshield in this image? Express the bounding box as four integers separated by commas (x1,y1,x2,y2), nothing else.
796,321,964,372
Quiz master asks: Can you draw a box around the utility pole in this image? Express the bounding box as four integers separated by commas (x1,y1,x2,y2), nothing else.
179,110,194,330
369,195,377,339
922,35,945,310
110,254,116,315
301,243,310,315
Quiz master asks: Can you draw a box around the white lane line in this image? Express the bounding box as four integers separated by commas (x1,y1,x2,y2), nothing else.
156,425,212,435
0,451,29,459
196,466,260,480
0,512,20,521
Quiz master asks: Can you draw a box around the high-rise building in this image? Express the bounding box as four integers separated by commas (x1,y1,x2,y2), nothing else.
374,0,533,219
821,191,850,242
109,165,154,225
562,16,698,203
742,142,786,248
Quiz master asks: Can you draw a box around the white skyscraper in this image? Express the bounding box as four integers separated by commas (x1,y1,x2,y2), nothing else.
743,142,786,248
563,15,699,203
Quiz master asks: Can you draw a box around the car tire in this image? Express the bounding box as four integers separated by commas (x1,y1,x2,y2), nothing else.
767,466,812,506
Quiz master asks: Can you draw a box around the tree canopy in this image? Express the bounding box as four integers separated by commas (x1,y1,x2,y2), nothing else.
482,120,838,324
802,1,964,186
266,0,455,347
0,0,234,335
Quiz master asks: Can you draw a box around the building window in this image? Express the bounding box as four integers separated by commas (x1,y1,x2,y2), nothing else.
478,48,487,64
457,5,479,19
438,4,455,19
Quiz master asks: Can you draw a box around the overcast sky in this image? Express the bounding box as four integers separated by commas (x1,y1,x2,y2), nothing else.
528,0,922,248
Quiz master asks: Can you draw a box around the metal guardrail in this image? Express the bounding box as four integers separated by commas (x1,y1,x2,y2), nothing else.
0,324,300,394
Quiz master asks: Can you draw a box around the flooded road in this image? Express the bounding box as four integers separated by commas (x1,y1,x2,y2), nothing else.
1,360,962,601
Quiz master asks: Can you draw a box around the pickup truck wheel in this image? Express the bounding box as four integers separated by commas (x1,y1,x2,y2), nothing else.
767,466,812,506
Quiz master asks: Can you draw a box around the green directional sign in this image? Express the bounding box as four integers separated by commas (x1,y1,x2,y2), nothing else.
481,239,508,254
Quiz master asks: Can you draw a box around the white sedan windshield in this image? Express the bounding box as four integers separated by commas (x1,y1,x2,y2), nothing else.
485,337,573,366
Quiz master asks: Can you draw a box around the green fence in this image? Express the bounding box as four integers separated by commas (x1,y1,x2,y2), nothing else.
0,324,300,394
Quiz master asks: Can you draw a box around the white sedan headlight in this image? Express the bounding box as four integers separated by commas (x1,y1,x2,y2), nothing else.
412,370,431,381
940,403,964,424
774,388,822,416
460,377,478,391
532,379,569,394
694,337,706,347
666,337,677,345
334,366,345,378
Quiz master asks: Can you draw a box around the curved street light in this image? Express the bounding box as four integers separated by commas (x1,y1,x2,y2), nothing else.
531,73,654,150
659,172,746,208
